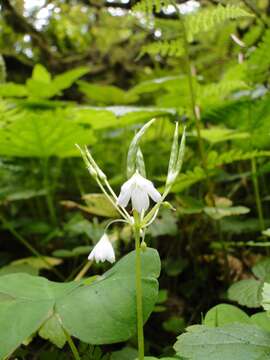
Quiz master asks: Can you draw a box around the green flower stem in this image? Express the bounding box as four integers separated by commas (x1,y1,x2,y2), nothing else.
74,260,92,281
251,158,265,231
134,212,144,360
95,177,129,221
63,328,81,360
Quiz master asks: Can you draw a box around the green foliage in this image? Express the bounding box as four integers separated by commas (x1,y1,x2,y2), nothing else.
0,248,160,359
174,324,270,360
0,64,89,99
0,108,95,157
228,279,262,308
203,304,251,327
228,258,270,308
140,40,184,58
185,5,253,40
132,0,170,15
248,29,270,82
78,81,139,105
1,0,270,358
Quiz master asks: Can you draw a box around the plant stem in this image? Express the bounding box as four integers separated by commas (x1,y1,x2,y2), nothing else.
42,157,57,225
63,328,81,360
74,260,92,281
134,215,144,360
251,158,265,231
0,213,64,280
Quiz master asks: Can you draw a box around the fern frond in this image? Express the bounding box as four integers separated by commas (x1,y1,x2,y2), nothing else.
171,149,270,192
248,29,270,82
185,5,253,40
171,166,207,192
132,0,170,15
197,79,248,108
208,149,270,168
140,39,184,58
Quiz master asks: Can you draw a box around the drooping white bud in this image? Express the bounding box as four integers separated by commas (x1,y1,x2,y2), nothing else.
88,234,115,263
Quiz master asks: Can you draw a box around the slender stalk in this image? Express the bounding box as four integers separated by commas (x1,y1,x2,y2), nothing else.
74,260,92,281
96,177,129,221
134,213,144,360
251,158,265,231
42,157,57,225
63,328,81,360
0,213,64,280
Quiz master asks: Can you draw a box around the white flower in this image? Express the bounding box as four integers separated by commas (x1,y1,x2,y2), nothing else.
88,234,115,263
117,171,161,213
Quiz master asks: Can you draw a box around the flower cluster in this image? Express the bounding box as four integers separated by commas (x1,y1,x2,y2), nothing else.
77,119,185,264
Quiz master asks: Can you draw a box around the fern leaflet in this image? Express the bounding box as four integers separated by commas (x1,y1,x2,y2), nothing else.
140,39,184,58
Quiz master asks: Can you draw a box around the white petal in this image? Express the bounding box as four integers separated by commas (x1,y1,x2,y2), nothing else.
131,187,150,213
145,181,162,203
117,177,134,207
117,186,132,207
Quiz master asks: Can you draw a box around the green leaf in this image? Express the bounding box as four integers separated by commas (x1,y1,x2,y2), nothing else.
253,259,270,282
78,81,138,105
262,283,270,311
11,256,62,270
204,304,251,327
53,67,89,94
57,248,160,344
251,312,270,333
0,83,28,97
52,246,92,259
82,193,119,218
200,126,250,144
174,323,270,360
111,347,138,360
0,275,77,359
0,248,160,358
38,314,66,348
203,206,250,220
140,40,184,58
185,5,253,41
228,279,262,308
0,264,38,276
262,229,270,237
32,64,52,83
0,109,96,157
163,316,185,334
26,65,89,99
149,209,177,237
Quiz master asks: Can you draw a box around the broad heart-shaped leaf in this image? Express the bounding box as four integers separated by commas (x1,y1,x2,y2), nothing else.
0,248,160,359
228,279,263,308
0,276,77,359
174,323,270,360
57,248,160,344
203,304,251,327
